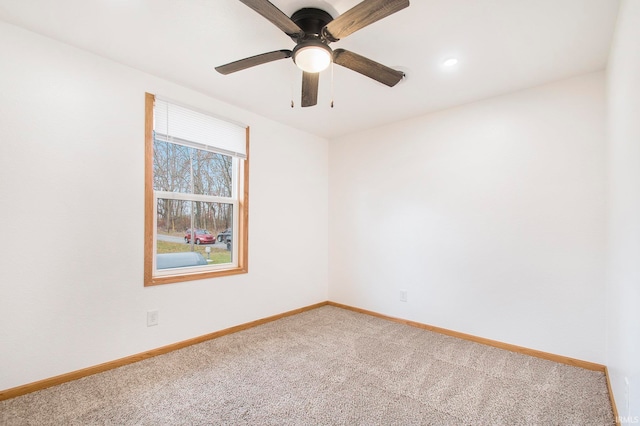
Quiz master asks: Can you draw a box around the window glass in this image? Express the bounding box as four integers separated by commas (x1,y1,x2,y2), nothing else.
155,199,234,270
153,140,233,197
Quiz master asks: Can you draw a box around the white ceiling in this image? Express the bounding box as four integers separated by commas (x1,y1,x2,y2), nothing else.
0,0,620,139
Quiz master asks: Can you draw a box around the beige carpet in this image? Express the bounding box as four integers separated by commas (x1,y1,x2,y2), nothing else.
0,306,614,425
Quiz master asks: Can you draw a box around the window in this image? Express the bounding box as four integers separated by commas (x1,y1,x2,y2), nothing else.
144,93,249,286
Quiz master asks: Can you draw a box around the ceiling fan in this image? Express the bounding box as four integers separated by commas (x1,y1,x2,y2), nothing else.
215,0,410,107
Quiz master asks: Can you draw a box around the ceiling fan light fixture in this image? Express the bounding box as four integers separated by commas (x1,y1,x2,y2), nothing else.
293,42,332,73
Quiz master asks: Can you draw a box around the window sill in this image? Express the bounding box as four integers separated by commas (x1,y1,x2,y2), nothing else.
144,265,248,286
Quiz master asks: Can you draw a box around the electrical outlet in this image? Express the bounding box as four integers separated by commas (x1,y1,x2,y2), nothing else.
400,290,408,302
147,310,159,327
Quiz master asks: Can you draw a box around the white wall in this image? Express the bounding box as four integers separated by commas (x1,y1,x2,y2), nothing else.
329,72,607,363
0,22,328,391
606,0,640,420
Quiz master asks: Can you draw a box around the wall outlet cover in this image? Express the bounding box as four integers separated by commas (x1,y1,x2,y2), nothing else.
147,310,159,327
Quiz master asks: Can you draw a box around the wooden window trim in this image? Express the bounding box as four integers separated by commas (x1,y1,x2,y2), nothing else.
143,93,249,286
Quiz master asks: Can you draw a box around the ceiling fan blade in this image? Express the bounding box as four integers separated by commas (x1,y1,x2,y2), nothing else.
239,0,305,38
333,49,404,87
215,50,292,75
301,72,319,107
323,0,409,41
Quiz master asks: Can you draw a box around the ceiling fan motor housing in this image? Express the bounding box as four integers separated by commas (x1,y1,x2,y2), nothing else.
290,8,334,41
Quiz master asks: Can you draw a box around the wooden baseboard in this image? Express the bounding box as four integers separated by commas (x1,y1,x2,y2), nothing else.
0,301,328,401
327,301,606,372
604,367,621,424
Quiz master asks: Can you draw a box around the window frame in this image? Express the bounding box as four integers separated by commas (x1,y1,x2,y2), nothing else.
144,93,249,286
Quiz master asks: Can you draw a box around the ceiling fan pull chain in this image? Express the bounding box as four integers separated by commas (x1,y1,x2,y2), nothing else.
291,64,296,108
330,60,335,108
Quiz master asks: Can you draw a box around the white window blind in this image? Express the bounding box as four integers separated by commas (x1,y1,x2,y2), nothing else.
154,98,247,159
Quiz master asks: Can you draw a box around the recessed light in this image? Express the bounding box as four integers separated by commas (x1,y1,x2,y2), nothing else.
442,58,458,67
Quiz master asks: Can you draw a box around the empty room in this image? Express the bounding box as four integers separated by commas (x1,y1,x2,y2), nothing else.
0,0,638,424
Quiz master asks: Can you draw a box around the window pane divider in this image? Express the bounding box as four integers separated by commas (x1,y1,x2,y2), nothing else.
154,190,235,204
